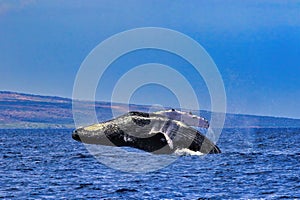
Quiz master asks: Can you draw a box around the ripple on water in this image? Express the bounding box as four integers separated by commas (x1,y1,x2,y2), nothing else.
0,128,299,199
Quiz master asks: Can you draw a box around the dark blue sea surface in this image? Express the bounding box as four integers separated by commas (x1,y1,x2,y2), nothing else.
1,128,299,199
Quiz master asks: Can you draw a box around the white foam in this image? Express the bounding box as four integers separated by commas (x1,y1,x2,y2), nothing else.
174,148,205,156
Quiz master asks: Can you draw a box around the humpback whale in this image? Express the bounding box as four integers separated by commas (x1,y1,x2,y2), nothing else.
72,109,221,154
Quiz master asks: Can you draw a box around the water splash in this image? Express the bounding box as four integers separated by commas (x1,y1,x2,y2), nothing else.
174,148,204,156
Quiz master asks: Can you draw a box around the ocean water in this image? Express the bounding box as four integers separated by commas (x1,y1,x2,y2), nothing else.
0,128,299,199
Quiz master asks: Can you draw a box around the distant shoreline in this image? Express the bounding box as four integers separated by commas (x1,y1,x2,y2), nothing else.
1,91,300,129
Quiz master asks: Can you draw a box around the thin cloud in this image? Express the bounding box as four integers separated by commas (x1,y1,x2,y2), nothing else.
0,0,36,15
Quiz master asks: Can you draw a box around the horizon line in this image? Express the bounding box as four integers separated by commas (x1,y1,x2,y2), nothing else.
1,90,299,120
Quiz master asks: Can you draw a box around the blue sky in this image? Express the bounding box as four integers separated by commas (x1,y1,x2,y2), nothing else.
0,0,299,118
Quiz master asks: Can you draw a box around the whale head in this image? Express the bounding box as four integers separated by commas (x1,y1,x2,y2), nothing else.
72,121,125,146
72,111,155,146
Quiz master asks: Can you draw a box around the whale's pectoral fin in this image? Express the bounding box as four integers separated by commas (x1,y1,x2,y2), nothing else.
181,115,209,129
161,132,174,149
